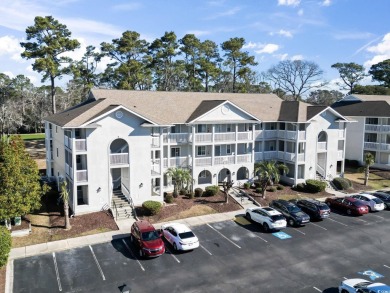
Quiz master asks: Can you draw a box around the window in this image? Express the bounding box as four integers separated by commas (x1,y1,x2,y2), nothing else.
197,146,206,156
171,147,180,157
226,124,232,132
197,124,206,133
226,145,231,154
56,148,59,157
199,170,207,178
215,145,221,156
171,125,181,133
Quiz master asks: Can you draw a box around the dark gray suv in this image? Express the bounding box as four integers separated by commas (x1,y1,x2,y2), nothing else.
270,199,310,227
291,198,330,220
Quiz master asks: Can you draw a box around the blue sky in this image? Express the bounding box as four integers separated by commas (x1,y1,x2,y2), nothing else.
0,0,389,92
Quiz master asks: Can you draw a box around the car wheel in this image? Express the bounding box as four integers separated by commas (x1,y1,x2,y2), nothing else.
173,243,178,251
288,218,295,227
139,249,143,258
341,290,349,293
346,209,352,215
246,213,251,221
367,206,372,212
263,223,269,232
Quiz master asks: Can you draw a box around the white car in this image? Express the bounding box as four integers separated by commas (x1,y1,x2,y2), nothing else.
352,193,385,212
245,207,287,232
339,278,390,293
161,223,199,251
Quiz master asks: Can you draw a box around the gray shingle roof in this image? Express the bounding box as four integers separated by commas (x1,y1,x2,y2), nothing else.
44,89,340,127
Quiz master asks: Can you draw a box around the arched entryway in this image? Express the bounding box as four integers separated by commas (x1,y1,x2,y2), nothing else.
237,167,249,180
316,131,327,178
218,168,231,184
198,170,212,185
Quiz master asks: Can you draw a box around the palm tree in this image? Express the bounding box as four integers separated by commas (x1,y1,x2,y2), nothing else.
60,181,71,230
254,161,289,199
363,152,375,186
165,167,192,196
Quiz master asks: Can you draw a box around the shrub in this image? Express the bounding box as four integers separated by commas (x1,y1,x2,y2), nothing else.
332,177,352,190
165,194,174,204
255,188,263,193
0,226,11,267
268,187,276,192
295,183,305,191
194,188,203,197
187,192,194,199
172,190,179,198
276,185,284,190
305,179,327,193
142,200,162,215
179,188,187,195
205,185,219,196
243,182,250,189
254,182,261,188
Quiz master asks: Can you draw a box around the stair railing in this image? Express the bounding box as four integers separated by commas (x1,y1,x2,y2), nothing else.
111,198,119,221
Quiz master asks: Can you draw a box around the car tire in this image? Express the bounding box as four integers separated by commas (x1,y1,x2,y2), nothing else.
346,209,352,215
246,213,251,221
173,243,178,251
139,249,143,258
341,290,349,293
367,206,371,212
288,218,295,227
263,223,269,232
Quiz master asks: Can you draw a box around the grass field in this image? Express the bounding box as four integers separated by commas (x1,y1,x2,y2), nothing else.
17,133,45,140
344,171,390,190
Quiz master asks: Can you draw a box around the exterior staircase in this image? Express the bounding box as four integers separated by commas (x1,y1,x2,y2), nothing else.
111,189,136,221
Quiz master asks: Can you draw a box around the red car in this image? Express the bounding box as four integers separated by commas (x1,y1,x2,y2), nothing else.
325,197,369,216
130,220,165,258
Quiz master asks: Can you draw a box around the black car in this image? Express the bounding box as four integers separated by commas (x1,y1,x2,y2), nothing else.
269,199,310,227
291,198,330,220
372,191,390,209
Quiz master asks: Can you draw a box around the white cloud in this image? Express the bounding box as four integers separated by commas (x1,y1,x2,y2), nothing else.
270,29,293,38
0,36,24,62
321,0,331,6
278,0,300,6
291,54,303,60
364,33,390,69
255,44,280,54
207,6,241,19
243,41,259,49
297,9,304,16
112,3,142,11
3,71,15,78
186,30,212,37
333,32,374,40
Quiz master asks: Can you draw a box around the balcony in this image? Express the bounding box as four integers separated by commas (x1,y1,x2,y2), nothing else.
65,163,73,179
194,133,213,143
365,124,381,132
151,136,160,148
254,152,263,161
195,157,212,166
64,136,71,149
381,143,390,151
151,163,161,175
214,156,235,165
76,170,88,182
237,154,251,163
254,130,306,141
163,133,189,144
364,142,380,150
75,139,87,152
338,130,345,139
237,132,252,141
264,151,277,160
214,132,235,142
337,150,344,160
317,142,327,151
163,157,189,168
110,153,129,166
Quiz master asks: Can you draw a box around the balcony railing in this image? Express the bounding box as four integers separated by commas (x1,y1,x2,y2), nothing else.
254,130,306,140
237,132,253,141
76,170,88,182
214,156,235,165
64,136,71,149
381,143,390,151
263,130,277,139
365,124,381,132
194,133,213,143
75,139,87,152
195,157,212,166
364,142,380,150
254,152,263,161
151,136,160,148
110,153,129,165
163,133,189,144
297,153,305,162
151,164,161,175
236,154,251,163
338,130,345,139
214,132,235,142
337,150,344,160
264,151,277,160
164,157,189,168
65,163,73,179
317,142,327,151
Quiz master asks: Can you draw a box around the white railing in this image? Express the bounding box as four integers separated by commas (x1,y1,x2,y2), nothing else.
284,152,296,161
163,133,189,144
195,133,213,143
263,130,277,139
254,130,263,140
337,150,344,160
237,132,252,141
121,183,130,199
364,142,380,150
381,143,390,151
151,164,161,175
317,164,325,178
382,125,390,132
236,154,251,163
195,157,212,166
338,130,345,139
151,136,160,148
299,131,306,140
64,136,71,149
264,151,277,160
254,152,263,161
286,131,297,140
65,163,70,175
214,156,235,165
169,157,189,167
317,142,327,151
75,139,87,152
297,153,305,162
365,124,381,132
214,132,235,142
76,170,88,182
110,153,129,165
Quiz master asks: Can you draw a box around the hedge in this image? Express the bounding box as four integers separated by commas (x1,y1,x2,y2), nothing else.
0,226,11,267
332,177,352,190
305,179,327,193
194,188,203,197
165,194,174,204
204,185,219,197
243,182,250,189
276,185,284,190
142,200,162,215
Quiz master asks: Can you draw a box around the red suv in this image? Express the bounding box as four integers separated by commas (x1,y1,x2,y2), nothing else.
130,220,165,258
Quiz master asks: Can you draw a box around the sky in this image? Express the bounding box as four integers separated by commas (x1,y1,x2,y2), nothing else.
0,0,389,92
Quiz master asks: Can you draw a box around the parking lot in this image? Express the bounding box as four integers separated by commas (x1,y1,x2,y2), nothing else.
12,209,390,293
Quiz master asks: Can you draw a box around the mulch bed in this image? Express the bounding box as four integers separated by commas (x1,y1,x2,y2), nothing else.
136,191,242,223
8,219,30,232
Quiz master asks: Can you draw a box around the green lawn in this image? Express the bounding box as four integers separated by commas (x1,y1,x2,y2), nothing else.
14,133,45,140
344,171,390,190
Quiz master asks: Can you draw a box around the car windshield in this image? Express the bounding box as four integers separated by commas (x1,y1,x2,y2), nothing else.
287,206,301,213
271,215,285,221
141,231,160,241
373,198,384,204
354,281,372,289
319,205,329,211
179,231,195,239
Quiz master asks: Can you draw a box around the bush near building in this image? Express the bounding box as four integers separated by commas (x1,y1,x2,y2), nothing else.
0,226,11,267
142,201,162,215
204,185,220,197
305,179,327,193
332,177,352,190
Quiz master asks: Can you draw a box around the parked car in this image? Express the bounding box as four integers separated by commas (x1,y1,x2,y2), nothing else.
291,198,330,220
269,199,310,227
351,193,385,212
372,191,390,209
130,220,165,258
161,223,199,251
325,197,369,216
339,278,390,293
245,207,287,232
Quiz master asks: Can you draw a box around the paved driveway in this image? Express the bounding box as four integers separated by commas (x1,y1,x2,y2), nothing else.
12,210,390,292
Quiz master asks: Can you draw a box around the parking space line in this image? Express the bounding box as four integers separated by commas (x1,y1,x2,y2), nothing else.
292,228,305,235
384,265,390,269
370,214,386,220
121,239,145,271
354,218,367,223
327,218,348,226
200,244,213,256
308,222,327,230
343,277,348,280
252,233,268,243
89,245,106,281
313,286,322,292
206,223,241,249
52,252,62,292
164,246,181,263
